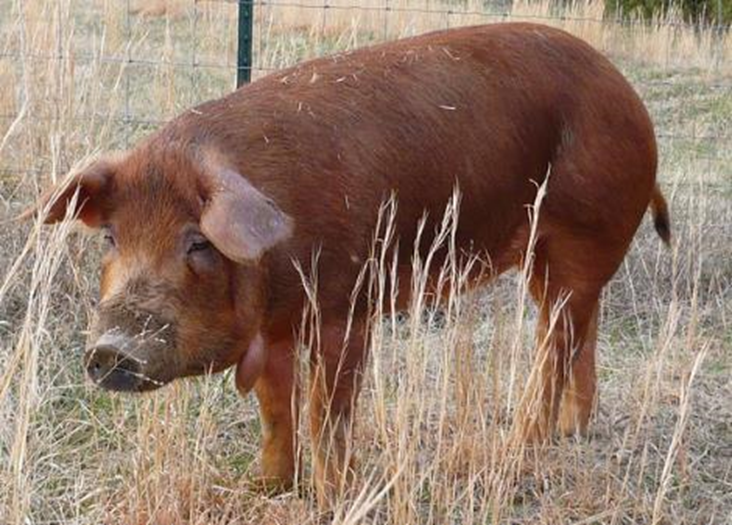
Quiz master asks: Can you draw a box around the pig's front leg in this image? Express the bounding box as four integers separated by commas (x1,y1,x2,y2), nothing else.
253,338,298,489
309,320,368,508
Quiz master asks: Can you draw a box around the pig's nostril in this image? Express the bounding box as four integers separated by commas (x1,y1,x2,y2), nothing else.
86,344,126,380
84,333,163,392
90,360,106,380
85,338,149,392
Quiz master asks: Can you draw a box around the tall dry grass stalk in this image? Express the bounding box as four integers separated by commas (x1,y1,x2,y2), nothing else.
0,0,731,523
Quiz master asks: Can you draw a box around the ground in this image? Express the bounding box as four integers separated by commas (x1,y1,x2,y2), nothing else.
0,0,731,524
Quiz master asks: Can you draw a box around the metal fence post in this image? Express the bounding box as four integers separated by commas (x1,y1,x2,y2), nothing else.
236,1,254,87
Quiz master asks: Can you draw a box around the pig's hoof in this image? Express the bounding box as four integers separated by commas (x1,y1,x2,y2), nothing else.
245,475,294,496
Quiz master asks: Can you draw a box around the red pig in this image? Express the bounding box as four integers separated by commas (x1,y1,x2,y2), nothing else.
27,23,670,503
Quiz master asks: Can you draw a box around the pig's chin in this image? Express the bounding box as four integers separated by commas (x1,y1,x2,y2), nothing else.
89,355,175,393
97,354,239,392
93,362,231,393
93,371,171,393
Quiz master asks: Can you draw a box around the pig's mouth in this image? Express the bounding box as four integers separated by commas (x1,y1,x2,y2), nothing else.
84,329,174,392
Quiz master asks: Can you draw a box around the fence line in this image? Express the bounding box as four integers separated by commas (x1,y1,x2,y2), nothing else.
201,0,731,31
0,4,730,71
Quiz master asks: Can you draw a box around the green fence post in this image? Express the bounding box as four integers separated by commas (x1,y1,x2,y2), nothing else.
236,1,254,87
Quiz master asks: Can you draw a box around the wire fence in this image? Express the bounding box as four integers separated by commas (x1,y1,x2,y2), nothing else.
0,0,731,193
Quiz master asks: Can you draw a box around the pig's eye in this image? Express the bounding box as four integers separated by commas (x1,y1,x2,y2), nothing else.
102,228,116,248
187,237,211,254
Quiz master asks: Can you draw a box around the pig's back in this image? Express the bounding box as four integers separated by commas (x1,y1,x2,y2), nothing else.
168,23,655,327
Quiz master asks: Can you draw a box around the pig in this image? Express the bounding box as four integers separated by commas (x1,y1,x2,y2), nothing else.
26,23,670,504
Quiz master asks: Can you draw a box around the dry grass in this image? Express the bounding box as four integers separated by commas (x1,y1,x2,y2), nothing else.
0,0,731,524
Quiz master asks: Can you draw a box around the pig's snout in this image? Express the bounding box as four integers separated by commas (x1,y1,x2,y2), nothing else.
85,332,162,392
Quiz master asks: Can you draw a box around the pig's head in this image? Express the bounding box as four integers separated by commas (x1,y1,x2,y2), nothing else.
25,146,292,395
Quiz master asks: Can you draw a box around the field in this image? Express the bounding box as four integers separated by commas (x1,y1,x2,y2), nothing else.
0,0,731,524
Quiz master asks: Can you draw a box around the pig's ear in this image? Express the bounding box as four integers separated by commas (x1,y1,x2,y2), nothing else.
200,168,293,262
22,156,119,227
